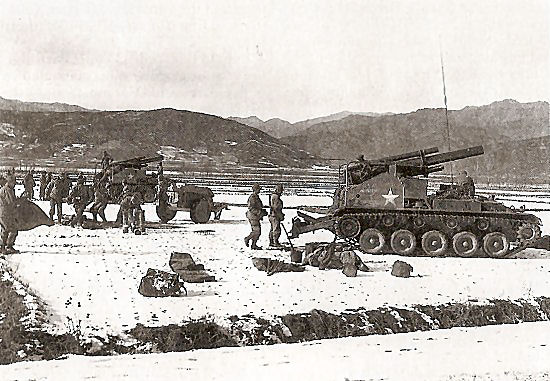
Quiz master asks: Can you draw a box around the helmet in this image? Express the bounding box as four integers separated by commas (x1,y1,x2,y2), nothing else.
252,184,261,192
275,184,283,194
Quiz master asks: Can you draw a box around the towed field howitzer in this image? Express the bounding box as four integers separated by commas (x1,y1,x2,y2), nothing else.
97,155,163,203
292,145,546,258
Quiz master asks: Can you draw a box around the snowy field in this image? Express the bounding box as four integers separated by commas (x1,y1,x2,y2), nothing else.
3,321,550,381
3,185,550,339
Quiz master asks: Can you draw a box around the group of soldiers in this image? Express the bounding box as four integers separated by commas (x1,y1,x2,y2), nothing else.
244,183,285,250
3,163,143,234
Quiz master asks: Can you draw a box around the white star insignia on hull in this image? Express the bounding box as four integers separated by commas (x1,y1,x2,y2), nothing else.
382,188,399,206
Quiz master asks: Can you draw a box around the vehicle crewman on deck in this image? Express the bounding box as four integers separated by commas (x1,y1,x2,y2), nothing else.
457,170,475,198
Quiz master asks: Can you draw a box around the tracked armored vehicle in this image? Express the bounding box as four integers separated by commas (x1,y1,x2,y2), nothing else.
291,145,544,258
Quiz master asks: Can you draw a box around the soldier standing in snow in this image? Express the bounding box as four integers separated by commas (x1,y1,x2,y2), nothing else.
68,177,90,227
244,184,266,250
23,170,35,200
120,192,143,234
269,184,285,248
46,175,63,223
0,174,20,254
39,172,48,200
90,182,109,223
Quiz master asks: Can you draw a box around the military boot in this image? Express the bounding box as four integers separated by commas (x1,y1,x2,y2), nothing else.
244,236,250,247
5,246,20,254
250,240,262,250
272,240,283,248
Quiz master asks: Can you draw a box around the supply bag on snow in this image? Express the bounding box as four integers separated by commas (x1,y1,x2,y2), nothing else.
138,268,187,297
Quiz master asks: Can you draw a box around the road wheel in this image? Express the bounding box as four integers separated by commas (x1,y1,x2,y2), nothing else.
359,228,385,254
390,229,416,256
452,231,478,258
190,199,211,224
482,232,509,258
338,217,361,238
156,203,176,223
421,230,448,257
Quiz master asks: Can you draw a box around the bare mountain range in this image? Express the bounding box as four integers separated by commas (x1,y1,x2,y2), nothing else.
280,99,549,182
0,108,312,168
0,96,548,182
0,96,93,113
282,100,549,159
229,111,392,138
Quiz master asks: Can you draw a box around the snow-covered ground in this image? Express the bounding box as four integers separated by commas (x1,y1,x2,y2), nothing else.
3,186,550,338
3,321,550,381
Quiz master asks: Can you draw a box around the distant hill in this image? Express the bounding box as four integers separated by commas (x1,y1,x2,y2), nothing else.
281,100,550,183
0,108,312,168
282,100,548,158
229,111,391,138
0,96,93,112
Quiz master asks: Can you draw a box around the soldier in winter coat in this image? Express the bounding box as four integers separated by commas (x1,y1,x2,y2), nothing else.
0,174,19,254
244,184,266,250
39,172,48,200
68,177,90,227
46,176,64,223
269,184,285,248
23,171,35,200
90,182,109,222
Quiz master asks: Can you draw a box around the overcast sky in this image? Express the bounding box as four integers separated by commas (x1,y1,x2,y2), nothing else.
0,0,548,122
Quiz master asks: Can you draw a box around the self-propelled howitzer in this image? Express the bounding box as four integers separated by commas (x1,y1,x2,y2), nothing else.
291,145,543,258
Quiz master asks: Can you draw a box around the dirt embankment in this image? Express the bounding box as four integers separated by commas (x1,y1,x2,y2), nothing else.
127,297,550,353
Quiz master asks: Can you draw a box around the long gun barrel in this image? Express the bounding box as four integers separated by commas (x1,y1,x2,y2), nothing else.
110,155,164,168
346,145,483,184
399,145,484,167
347,147,439,173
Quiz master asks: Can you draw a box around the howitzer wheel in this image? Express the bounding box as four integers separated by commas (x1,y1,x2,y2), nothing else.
190,199,211,224
482,232,509,258
359,228,385,254
156,203,177,223
452,231,478,258
517,223,540,243
390,229,416,256
337,217,361,238
421,230,448,257
143,187,157,203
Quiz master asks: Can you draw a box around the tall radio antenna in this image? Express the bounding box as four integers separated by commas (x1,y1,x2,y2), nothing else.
439,45,454,183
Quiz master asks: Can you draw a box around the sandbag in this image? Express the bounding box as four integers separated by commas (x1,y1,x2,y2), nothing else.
391,260,413,278
252,257,305,276
169,252,204,272
138,268,187,297
14,198,54,231
177,270,216,283
169,252,215,283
